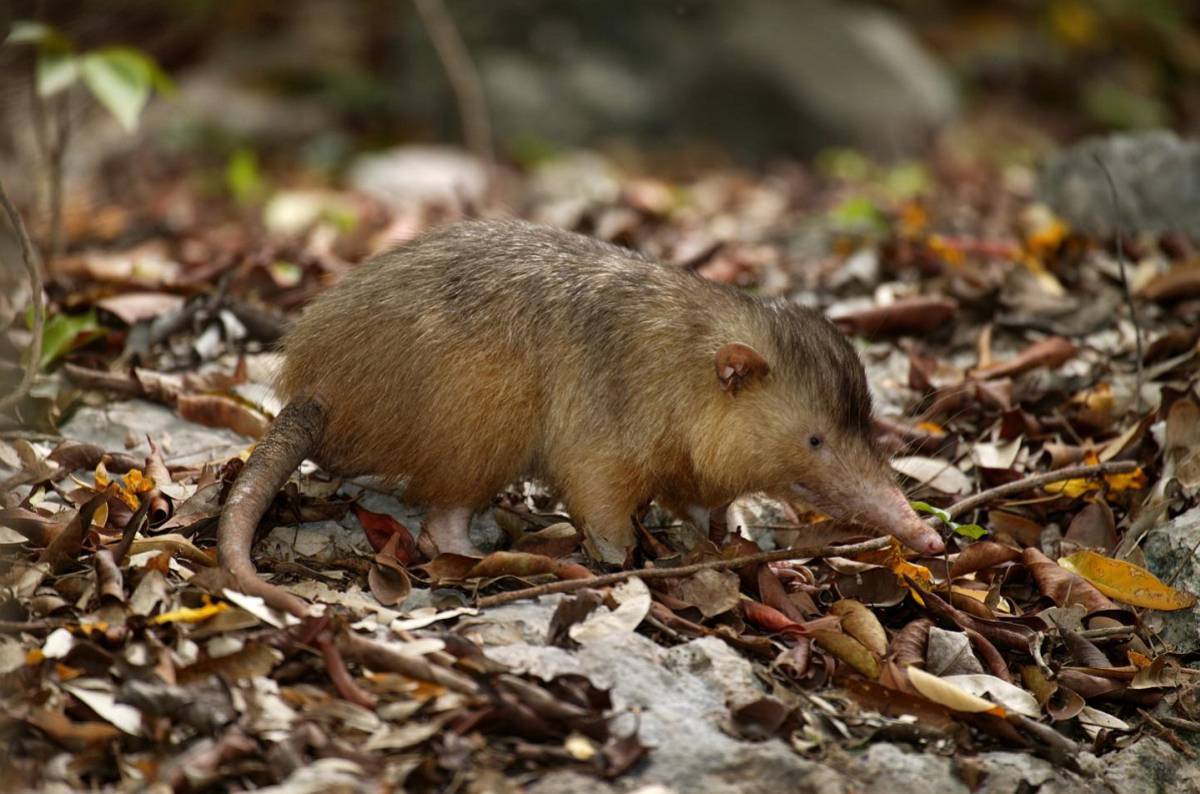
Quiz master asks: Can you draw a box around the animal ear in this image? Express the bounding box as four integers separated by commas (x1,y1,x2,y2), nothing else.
715,342,770,394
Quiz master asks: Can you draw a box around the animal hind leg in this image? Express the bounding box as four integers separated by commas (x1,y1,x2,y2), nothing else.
423,505,476,555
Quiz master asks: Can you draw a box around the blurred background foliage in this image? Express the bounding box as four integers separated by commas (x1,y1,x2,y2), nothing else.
0,0,1195,172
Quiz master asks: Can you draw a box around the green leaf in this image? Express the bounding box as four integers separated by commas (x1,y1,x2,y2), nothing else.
952,522,988,540
37,309,104,369
829,195,886,233
80,48,154,131
911,500,988,540
37,49,79,96
225,147,263,205
5,21,64,47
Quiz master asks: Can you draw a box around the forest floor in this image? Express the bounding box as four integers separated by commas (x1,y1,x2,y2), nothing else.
2,108,1200,793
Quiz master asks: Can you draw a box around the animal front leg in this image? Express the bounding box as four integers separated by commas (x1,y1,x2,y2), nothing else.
566,490,639,565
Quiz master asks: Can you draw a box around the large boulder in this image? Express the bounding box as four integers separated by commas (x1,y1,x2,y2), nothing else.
1039,131,1200,237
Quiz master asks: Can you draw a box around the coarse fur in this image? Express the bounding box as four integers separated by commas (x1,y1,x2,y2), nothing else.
277,219,939,560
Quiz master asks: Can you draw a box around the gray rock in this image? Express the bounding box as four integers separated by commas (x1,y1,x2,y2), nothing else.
1141,506,1200,654
841,743,967,793
59,400,247,467
479,600,844,793
1039,131,1200,236
346,145,489,210
462,1,954,159
1101,736,1200,793
973,751,1097,794
712,0,958,156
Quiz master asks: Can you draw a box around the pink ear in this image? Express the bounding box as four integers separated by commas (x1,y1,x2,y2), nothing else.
715,342,770,393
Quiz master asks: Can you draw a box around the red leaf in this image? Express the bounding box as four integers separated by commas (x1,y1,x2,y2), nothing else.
353,504,418,563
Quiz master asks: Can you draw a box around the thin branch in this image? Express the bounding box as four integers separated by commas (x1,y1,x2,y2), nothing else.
475,461,1140,608
413,0,493,164
0,177,46,413
45,94,69,262
1093,155,1144,413
944,460,1138,521
475,536,894,608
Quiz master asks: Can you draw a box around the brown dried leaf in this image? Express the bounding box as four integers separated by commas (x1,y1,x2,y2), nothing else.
177,394,270,439
971,336,1077,380
669,568,741,618
1139,261,1200,303
951,541,1022,578
369,534,413,606
1023,547,1116,613
831,295,958,338
177,644,282,685
730,696,791,740
812,629,881,679
1064,501,1117,552
891,618,932,667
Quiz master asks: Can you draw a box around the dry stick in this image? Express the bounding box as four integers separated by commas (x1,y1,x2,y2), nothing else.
476,536,895,608
0,177,46,413
476,460,1140,609
944,460,1138,521
1093,155,1144,414
413,0,493,164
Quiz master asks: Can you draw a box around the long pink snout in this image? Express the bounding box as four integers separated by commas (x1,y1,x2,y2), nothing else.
857,485,946,555
792,480,946,554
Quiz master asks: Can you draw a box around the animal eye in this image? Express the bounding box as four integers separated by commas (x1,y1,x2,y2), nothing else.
808,435,823,450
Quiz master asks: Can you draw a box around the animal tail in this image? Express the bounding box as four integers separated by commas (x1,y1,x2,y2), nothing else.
217,398,326,617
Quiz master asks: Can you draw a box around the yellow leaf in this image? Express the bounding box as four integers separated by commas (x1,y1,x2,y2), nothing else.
123,469,156,494
55,662,84,681
907,666,1006,716
94,461,111,489
916,421,945,435
899,202,927,238
1024,215,1068,258
93,500,109,529
893,559,933,590
26,649,45,665
1050,0,1099,48
1058,550,1197,611
926,234,964,268
1127,650,1151,669
150,600,229,625
1044,478,1097,498
1105,468,1147,492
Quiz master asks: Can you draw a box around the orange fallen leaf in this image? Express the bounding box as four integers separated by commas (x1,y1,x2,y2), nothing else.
1058,550,1197,611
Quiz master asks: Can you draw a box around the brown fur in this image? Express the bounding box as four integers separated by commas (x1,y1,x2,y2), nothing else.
277,219,938,561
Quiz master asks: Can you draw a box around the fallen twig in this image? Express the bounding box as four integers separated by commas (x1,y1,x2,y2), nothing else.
475,535,894,608
945,460,1138,521
0,177,45,414
476,462,1139,607
1093,155,1144,413
413,0,493,164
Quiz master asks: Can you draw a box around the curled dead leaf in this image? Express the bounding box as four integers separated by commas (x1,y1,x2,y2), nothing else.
906,666,1003,715
828,599,887,657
